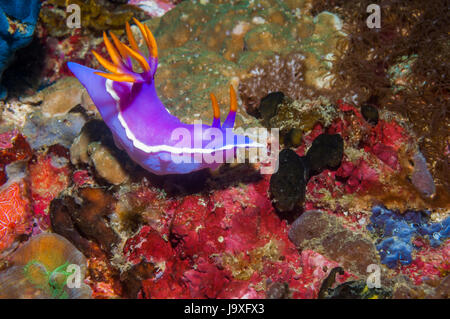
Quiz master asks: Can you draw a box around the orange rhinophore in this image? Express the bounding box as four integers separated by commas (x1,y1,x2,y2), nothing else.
229,85,237,112
210,93,220,119
92,19,159,83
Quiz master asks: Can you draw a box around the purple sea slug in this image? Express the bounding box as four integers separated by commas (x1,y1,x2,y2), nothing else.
68,19,263,175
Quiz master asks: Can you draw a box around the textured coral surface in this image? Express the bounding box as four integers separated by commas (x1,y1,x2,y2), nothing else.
0,0,448,300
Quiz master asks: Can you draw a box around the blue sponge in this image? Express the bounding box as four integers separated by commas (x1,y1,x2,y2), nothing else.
367,205,450,268
0,0,41,98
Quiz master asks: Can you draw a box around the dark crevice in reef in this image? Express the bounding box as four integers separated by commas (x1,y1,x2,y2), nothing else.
135,162,263,197
1,36,46,98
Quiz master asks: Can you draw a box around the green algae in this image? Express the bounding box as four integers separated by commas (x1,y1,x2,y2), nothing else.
24,260,73,299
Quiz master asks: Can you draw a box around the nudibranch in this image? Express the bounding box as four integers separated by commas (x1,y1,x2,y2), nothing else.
68,19,263,175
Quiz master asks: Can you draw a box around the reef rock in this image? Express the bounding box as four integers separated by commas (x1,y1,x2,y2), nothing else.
23,111,86,149
88,142,129,185
70,120,130,185
289,210,379,276
40,77,85,117
50,187,120,259
410,151,436,199
0,130,32,186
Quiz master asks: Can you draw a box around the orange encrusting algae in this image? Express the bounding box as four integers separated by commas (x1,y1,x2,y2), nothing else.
0,183,30,253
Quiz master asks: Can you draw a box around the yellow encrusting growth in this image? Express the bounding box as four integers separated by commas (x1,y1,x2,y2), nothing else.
92,19,158,83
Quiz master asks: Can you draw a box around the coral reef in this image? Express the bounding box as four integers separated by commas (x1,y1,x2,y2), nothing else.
289,210,379,277
40,0,147,37
121,183,354,299
34,0,147,87
258,94,337,146
0,0,447,300
28,146,71,228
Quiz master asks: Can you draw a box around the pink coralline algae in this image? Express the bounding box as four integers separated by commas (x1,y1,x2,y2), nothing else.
123,178,355,299
0,183,31,253
72,170,95,188
398,240,450,285
296,99,410,207
28,148,71,228
335,159,379,194
117,95,436,299
39,30,99,84
331,100,407,170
